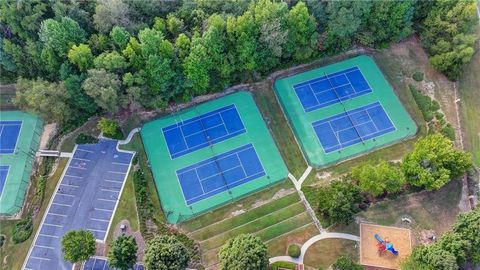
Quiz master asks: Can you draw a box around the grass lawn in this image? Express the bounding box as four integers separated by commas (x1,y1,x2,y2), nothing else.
252,83,308,178
0,158,68,270
303,238,359,269
266,223,318,257
104,166,140,248
119,134,166,236
459,36,480,165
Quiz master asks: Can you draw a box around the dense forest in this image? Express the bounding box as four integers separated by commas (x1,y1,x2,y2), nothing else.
0,0,478,127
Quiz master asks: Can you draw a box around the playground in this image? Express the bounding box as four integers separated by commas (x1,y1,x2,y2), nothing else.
141,91,288,223
274,55,417,167
360,223,412,269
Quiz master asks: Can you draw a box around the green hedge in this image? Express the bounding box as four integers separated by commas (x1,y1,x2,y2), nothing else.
412,71,424,82
270,261,296,270
75,133,99,144
409,84,434,121
12,217,33,244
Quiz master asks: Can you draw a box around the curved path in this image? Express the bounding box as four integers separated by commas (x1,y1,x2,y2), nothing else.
118,128,140,145
269,232,360,265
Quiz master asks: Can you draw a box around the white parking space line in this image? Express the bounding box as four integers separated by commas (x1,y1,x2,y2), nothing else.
35,245,54,250
39,234,59,238
104,179,122,183
97,198,117,202
65,174,83,179
108,171,126,174
52,202,72,207
30,256,51,261
61,183,79,188
94,207,113,212
57,193,75,198
101,188,119,193
90,218,109,222
87,228,106,233
77,148,94,153
73,157,91,162
112,162,129,166
44,223,63,228
48,212,67,217
69,166,87,170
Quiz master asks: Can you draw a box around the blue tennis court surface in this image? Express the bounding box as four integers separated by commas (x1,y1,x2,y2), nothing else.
163,104,246,159
83,257,144,270
0,120,22,154
0,165,9,196
294,67,372,112
177,143,265,205
312,102,396,153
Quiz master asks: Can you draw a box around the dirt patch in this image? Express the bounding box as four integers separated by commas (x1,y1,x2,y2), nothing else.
360,223,412,270
315,172,331,181
111,219,146,261
251,188,296,209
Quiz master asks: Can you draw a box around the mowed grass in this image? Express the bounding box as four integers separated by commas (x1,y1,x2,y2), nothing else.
303,238,359,269
105,166,139,248
459,43,480,165
266,223,319,257
253,83,308,178
0,158,68,270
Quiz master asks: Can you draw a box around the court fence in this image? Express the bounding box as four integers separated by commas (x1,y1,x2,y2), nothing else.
0,111,43,216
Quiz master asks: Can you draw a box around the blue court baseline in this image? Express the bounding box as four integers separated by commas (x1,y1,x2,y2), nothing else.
294,67,372,112
0,165,9,197
177,143,265,205
163,104,246,159
312,102,396,153
0,120,22,154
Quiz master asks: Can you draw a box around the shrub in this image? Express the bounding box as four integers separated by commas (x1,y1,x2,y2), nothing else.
0,234,5,247
317,180,362,225
332,256,363,270
270,261,296,270
441,123,456,141
97,118,123,139
412,71,424,81
288,244,301,258
409,85,433,121
75,133,99,144
431,100,440,111
12,217,33,244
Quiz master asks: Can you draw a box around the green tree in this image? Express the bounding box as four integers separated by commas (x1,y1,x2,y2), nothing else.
97,118,120,138
332,256,363,270
93,0,135,33
351,160,405,197
219,234,268,270
183,37,210,95
110,26,131,49
63,73,98,120
82,69,123,113
68,44,93,71
175,33,191,60
453,207,480,263
227,11,258,72
61,230,96,264
402,133,472,190
14,77,72,123
284,1,318,61
166,14,184,37
94,51,128,73
0,0,49,41
419,0,478,79
144,235,190,270
411,244,458,270
107,234,138,270
39,17,86,57
317,180,362,225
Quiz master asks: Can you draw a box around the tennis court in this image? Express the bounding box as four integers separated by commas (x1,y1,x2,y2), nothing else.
274,55,417,167
294,66,372,112
0,112,42,215
163,104,245,158
141,91,288,223
0,120,22,154
0,165,9,196
313,102,395,153
178,143,265,205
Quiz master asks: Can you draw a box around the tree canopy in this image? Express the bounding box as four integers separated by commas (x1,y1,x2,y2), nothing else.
218,234,269,270
61,230,96,264
107,234,138,270
144,235,190,270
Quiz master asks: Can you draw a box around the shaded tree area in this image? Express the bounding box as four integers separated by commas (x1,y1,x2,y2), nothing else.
1,0,477,126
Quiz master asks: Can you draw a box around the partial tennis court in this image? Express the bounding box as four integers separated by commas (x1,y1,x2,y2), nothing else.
274,55,417,167
0,120,22,154
294,66,372,112
0,165,9,196
312,102,395,153
177,143,265,205
141,91,288,223
163,104,245,159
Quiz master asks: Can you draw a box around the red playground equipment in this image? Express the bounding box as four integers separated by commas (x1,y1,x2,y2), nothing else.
375,233,399,256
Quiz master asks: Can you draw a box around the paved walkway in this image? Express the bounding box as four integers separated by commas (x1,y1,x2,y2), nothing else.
269,232,360,265
118,128,140,145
